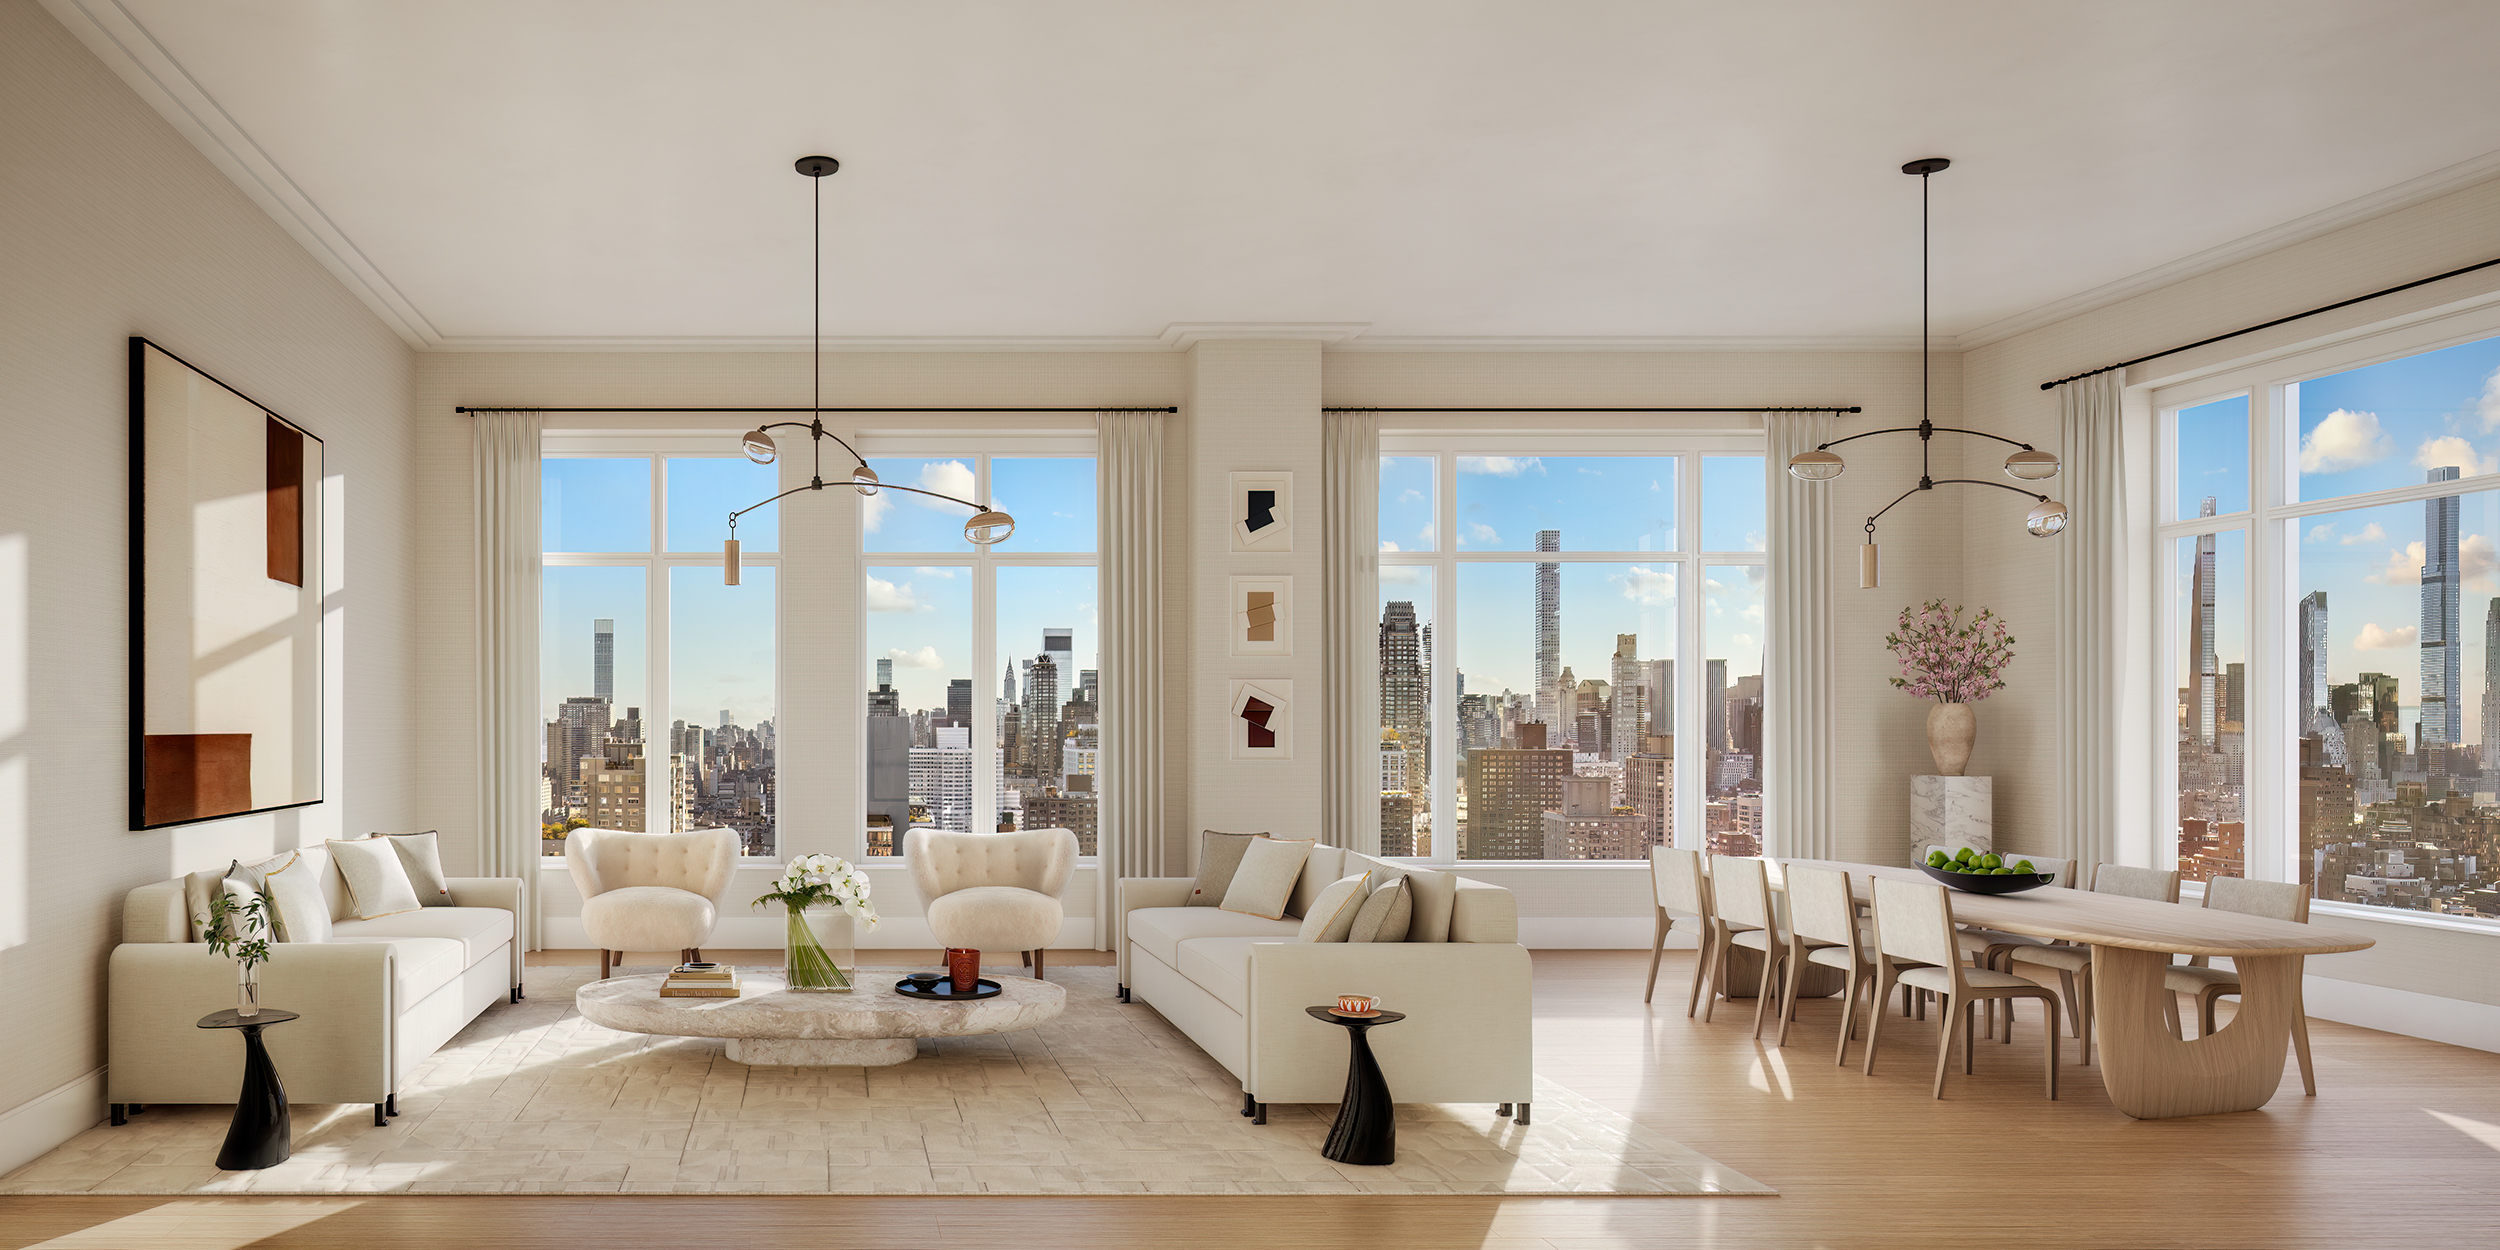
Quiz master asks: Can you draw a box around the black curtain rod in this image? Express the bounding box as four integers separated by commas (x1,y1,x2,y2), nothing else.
2040,254,2500,391
456,405,1178,414
1323,405,1860,414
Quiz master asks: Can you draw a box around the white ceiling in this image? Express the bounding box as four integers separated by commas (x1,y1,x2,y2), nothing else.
49,0,2500,350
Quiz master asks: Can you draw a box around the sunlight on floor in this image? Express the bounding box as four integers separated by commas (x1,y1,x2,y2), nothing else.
23,1198,358,1248
2425,1108,2500,1152
1747,1046,1795,1100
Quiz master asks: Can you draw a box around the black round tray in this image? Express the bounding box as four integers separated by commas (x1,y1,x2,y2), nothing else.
1918,864,2056,895
894,976,1003,1001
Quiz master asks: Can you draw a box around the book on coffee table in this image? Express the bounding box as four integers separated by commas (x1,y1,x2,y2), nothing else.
660,966,742,998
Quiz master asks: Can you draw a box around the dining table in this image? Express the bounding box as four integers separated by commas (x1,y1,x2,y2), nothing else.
1767,858,2375,1120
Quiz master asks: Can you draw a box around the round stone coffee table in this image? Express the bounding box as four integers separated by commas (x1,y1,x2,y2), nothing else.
575,971,1066,1066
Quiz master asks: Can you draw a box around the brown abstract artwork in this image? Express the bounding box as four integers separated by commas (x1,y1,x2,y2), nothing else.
1228,680,1292,758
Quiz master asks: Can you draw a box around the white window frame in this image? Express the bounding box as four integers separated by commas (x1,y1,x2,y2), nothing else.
541,432,784,863
2150,298,2500,930
1379,432,1768,867
854,435,1099,862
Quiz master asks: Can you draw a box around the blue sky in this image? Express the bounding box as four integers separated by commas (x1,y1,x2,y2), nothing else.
2295,491,2500,745
2295,336,2500,502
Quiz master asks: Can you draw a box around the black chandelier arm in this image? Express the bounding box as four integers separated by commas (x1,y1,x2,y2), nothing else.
728,481,828,526
1926,477,2050,502
1817,426,2036,452
727,478,990,528
870,481,991,511
1864,484,1927,527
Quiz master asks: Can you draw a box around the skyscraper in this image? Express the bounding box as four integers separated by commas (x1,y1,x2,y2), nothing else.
1705,658,1728,752
1609,634,1643,763
2299,591,2329,722
1043,628,1074,694
1020,653,1060,781
593,618,614,701
2420,466,2463,762
2484,600,2500,779
946,678,973,726
2191,497,2219,747
1533,529,1561,731
1379,601,1427,797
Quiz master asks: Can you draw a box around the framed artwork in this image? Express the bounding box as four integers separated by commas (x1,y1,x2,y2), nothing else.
1228,679,1292,759
131,338,325,829
1228,575,1292,657
1229,471,1292,552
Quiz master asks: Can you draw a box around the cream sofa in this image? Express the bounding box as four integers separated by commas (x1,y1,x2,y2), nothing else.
1119,846,1534,1123
108,845,523,1127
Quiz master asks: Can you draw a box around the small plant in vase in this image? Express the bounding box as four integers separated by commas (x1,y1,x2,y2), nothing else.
755,854,878,992
201,891,274,1017
1883,599,2016,776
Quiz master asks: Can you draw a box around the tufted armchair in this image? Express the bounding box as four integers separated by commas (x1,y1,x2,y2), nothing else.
565,827,739,977
906,827,1078,980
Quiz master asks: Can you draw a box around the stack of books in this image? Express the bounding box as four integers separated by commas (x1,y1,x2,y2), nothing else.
659,963,740,998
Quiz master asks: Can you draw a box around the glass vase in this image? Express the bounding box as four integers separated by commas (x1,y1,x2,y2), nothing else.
237,961,262,1018
784,905,856,992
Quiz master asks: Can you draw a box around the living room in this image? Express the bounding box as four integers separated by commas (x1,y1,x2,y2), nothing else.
3,2,2498,1246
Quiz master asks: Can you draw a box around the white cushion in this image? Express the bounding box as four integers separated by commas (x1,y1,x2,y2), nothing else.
320,933,469,1005
373,831,454,906
579,885,720,951
1175,935,1271,1007
1221,838,1313,920
1295,872,1371,942
1348,853,1457,942
329,837,424,919
260,851,332,943
331,907,514,969
566,828,737,905
908,828,1077,902
1125,906,1298,970
926,884,1063,951
1348,877,1413,943
182,864,236,942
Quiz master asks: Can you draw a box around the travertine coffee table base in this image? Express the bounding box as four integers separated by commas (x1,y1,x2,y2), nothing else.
727,1036,918,1066
576,970,1066,1067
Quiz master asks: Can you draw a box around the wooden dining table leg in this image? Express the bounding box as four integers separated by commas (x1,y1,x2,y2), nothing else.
2091,946,2304,1118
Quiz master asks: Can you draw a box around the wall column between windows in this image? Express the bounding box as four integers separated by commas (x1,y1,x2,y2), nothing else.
781,422,862,864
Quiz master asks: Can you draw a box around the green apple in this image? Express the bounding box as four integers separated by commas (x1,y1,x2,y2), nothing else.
1980,852,2003,869
2014,859,2037,873
1954,848,1976,864
1927,851,1949,867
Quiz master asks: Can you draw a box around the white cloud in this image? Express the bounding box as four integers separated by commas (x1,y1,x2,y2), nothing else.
862,489,891,533
914,566,958,578
2355,622,2418,650
2479,366,2500,432
2466,533,2500,593
1418,524,1435,544
2414,435,2497,478
865,576,931,613
1465,522,1499,544
2366,541,2425,586
2340,523,2387,546
884,646,943,669
2298,409,2393,474
1379,540,1401,553
1743,602,1765,624
1457,456,1542,477
1732,633,1758,653
1610,566,1675,606
2306,522,2337,544
1380,564,1426,585
911,460,977,509
1397,489,1424,505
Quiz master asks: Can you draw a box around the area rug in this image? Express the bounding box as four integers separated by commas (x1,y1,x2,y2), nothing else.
0,965,1771,1196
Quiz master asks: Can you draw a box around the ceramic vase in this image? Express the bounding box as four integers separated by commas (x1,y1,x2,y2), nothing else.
1926,703,1976,776
784,906,856,992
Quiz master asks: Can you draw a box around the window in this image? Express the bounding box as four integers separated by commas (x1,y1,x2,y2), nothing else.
1380,441,1766,862
541,444,780,856
2157,317,2500,919
861,450,1097,856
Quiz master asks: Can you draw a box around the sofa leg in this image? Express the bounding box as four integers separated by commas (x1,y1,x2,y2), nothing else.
1242,1091,1257,1118
689,948,701,963
1117,985,1129,1002
110,1104,125,1127
1252,1103,1266,1125
1020,950,1031,967
511,985,522,1003
599,949,611,980
386,1094,399,1117
1497,1102,1512,1117
1031,949,1046,981
373,1103,388,1127
1514,1103,1531,1126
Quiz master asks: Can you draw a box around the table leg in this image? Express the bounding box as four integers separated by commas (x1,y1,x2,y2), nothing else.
1321,1025,1396,1166
215,1023,292,1170
2091,946,2301,1119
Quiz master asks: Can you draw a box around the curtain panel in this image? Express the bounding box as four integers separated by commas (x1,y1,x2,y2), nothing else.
1321,410,1381,852
1096,410,1165,947
1763,411,1835,860
2057,371,2126,870
472,411,543,948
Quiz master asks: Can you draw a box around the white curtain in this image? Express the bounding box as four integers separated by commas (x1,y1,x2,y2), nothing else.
472,411,543,949
1763,411,1835,860
2057,371,2126,871
1095,410,1165,947
1321,410,1381,852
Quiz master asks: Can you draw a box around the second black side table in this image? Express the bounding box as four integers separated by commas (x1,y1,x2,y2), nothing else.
196,1008,298,1170
1305,1006,1406,1166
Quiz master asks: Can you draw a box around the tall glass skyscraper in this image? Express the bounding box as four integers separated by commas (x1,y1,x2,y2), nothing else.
2191,498,2218,747
1532,530,1560,733
2420,466,2462,760
593,617,615,701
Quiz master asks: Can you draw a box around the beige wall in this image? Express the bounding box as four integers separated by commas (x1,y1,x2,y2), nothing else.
0,0,417,1157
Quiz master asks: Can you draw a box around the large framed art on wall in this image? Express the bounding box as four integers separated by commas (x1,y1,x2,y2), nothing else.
130,338,325,829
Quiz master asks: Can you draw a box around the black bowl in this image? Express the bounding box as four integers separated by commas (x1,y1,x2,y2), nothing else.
905,972,945,989
1918,864,2056,895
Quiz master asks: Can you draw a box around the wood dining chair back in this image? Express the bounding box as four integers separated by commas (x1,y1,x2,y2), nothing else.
2091,863,2182,902
1778,864,1872,1061
2168,876,2318,1094
1864,875,2061,1099
1645,847,1718,1016
1704,855,1783,1035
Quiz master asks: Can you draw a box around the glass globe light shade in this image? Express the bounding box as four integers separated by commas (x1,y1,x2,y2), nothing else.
965,510,1016,546
851,464,881,496
740,429,778,464
2004,448,2062,481
2026,500,2070,537
1786,449,1846,481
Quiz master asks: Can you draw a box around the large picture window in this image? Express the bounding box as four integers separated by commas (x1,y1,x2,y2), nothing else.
2157,317,2500,919
541,442,780,856
1380,440,1765,862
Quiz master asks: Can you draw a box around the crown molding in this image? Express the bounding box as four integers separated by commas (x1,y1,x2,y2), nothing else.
1159,322,1371,348
422,331,1945,355
425,334,1179,354
40,0,443,350
1330,334,1936,354
1954,147,2500,351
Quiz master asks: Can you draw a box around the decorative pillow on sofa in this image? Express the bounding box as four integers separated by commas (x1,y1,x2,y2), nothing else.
1347,876,1413,943
371,830,453,905
183,861,239,942
1295,872,1372,942
1220,837,1314,920
258,851,333,943
1187,829,1271,907
330,837,424,919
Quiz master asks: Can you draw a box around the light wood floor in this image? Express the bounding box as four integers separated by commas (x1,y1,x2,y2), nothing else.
5,949,2494,1248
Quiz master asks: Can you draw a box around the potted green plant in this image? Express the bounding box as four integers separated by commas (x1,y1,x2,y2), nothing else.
201,891,274,1017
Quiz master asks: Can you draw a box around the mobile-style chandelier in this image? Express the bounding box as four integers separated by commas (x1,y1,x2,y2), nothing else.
1786,158,2066,588
723,156,1012,584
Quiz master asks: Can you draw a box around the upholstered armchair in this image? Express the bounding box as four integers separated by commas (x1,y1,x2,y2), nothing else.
565,827,738,977
906,827,1077,980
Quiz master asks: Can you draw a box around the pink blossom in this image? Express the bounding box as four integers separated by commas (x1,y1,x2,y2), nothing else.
1882,600,2016,704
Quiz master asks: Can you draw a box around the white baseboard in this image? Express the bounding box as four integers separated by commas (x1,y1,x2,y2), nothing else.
0,1066,104,1177
2304,974,2500,1054
539,916,1099,953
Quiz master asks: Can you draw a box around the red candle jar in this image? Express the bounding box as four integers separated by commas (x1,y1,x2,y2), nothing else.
946,948,981,994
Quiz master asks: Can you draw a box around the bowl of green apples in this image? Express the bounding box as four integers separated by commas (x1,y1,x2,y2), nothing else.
1917,848,2055,894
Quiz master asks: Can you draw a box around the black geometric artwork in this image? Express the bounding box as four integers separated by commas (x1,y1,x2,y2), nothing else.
1244,489,1277,533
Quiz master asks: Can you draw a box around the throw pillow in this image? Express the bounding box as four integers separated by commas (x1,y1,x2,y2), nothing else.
1347,876,1414,943
1295,872,1373,942
373,830,453,906
257,851,333,943
1380,864,1456,942
1219,837,1314,920
228,849,294,897
183,861,239,942
1186,829,1271,907
330,837,424,919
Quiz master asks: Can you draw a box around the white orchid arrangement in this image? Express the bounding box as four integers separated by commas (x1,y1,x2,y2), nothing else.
754,853,879,929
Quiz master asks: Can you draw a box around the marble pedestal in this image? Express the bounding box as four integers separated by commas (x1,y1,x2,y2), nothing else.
1910,775,1992,861
575,970,1067,1067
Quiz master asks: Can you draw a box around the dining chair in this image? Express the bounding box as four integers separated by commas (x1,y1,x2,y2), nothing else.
1999,862,2181,1061
1705,855,1786,1037
1864,875,2061,1099
1920,847,2072,1033
2165,876,2318,1095
1645,847,1719,1017
1776,864,1872,1063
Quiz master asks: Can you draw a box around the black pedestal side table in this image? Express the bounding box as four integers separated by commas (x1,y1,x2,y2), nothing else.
196,1008,298,1170
1305,1006,1406,1166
